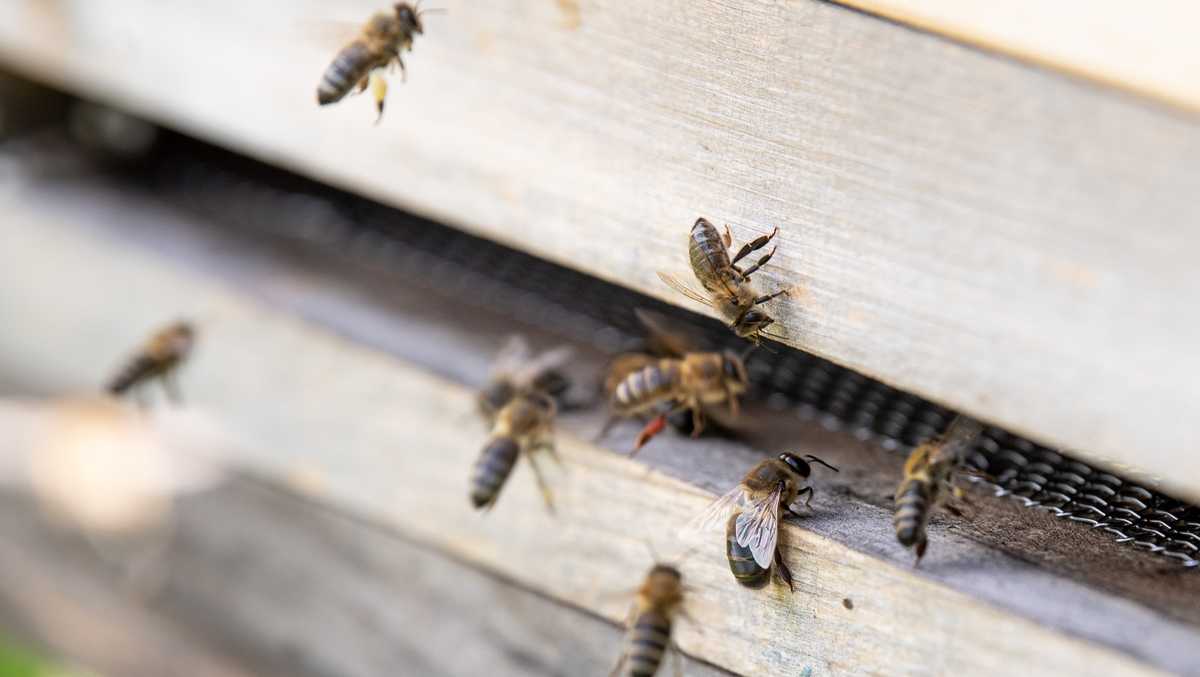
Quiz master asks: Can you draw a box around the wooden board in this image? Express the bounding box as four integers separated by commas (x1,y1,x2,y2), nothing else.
0,0,1197,503
836,0,1200,113
0,195,1175,676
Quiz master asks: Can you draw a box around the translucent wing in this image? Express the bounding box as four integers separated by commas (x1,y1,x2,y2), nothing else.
513,345,573,387
735,483,784,569
682,483,750,539
633,308,703,357
488,335,532,381
657,272,713,309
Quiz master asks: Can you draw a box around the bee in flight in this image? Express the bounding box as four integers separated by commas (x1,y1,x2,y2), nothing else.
658,218,790,344
316,3,431,122
470,389,560,513
609,562,688,677
477,336,572,424
106,321,196,406
690,452,838,590
893,415,984,564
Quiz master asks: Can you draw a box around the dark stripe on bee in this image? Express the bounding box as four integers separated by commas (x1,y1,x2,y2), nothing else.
726,513,770,588
470,436,520,509
689,218,732,280
893,477,932,547
317,41,374,105
614,362,679,413
626,610,670,677
107,355,163,394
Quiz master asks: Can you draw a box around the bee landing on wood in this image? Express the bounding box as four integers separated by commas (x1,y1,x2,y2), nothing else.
610,563,688,677
106,321,195,406
658,217,791,344
470,390,560,513
893,415,984,565
315,2,430,123
689,452,838,591
477,336,572,425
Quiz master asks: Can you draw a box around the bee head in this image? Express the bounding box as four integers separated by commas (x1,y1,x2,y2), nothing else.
720,351,748,387
644,564,684,603
778,452,811,478
396,3,424,33
734,310,773,340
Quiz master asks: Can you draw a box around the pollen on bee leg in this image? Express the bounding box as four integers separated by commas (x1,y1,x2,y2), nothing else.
370,70,388,123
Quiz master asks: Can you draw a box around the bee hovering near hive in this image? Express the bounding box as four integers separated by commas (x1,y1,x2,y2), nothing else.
315,3,430,123
106,321,196,406
658,218,791,344
477,336,572,424
470,391,559,512
689,453,837,590
609,562,689,677
894,415,985,564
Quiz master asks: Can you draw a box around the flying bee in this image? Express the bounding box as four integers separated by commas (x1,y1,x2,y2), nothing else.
107,321,195,405
893,415,984,564
470,391,559,512
478,336,572,424
658,217,790,344
690,452,838,590
609,349,748,454
609,563,687,677
316,3,430,122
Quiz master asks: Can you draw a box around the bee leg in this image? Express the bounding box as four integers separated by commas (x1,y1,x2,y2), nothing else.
753,288,789,306
782,503,804,521
721,223,733,248
737,245,777,280
689,406,705,438
773,548,795,592
607,652,628,677
370,70,388,123
632,414,668,456
670,641,685,677
396,54,407,83
161,371,183,406
526,452,556,514
731,225,779,265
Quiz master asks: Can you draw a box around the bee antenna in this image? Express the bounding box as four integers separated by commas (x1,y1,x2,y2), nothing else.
803,455,839,473
642,539,663,563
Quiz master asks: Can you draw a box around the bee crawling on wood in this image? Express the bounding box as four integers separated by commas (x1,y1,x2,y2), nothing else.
689,452,838,591
316,2,433,123
893,415,985,565
601,310,749,454
610,562,690,677
106,321,196,406
658,217,791,344
477,336,572,425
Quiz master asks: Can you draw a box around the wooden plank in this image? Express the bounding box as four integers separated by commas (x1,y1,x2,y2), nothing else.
0,2,1197,501
0,480,732,677
0,199,1177,676
835,0,1200,113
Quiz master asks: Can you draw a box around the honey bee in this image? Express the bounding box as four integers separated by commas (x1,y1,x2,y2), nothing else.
316,3,428,122
658,218,790,343
609,563,687,677
470,391,559,512
609,349,748,454
893,415,984,564
691,453,838,590
106,321,195,405
478,336,572,424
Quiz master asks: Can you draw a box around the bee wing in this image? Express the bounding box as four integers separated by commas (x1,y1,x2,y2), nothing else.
656,272,714,310
734,483,784,569
514,345,574,386
298,19,365,50
633,308,703,357
489,335,533,380
682,484,750,539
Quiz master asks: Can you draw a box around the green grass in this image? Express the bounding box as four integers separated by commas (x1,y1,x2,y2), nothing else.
0,640,92,677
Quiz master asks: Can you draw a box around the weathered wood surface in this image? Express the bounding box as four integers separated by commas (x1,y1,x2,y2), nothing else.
837,0,1200,112
0,188,1182,676
0,479,733,677
0,1,1197,502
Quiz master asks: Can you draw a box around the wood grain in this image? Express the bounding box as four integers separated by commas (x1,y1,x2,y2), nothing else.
836,0,1200,113
0,203,1174,676
0,1,1197,502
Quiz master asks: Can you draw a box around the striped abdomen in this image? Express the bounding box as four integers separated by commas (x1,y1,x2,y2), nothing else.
688,218,732,292
613,361,680,415
624,609,672,677
725,513,770,588
470,436,519,509
893,476,933,547
107,355,168,394
317,41,376,105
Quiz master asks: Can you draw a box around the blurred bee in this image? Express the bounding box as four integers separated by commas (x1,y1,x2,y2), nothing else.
470,391,559,512
893,415,984,564
691,452,838,590
107,321,195,405
478,336,572,424
316,3,429,122
658,218,790,343
609,563,687,677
